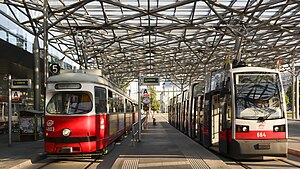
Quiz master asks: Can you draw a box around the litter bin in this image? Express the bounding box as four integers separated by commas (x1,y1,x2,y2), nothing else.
19,110,44,141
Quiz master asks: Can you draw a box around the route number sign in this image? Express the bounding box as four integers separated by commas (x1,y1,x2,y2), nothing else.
50,63,61,75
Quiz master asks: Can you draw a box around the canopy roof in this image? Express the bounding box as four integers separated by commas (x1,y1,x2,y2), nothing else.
1,0,299,86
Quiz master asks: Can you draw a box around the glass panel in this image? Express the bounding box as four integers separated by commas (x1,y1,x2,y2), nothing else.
95,87,107,114
46,92,92,115
235,73,283,120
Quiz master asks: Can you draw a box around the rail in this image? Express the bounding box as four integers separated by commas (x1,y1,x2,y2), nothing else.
131,115,146,145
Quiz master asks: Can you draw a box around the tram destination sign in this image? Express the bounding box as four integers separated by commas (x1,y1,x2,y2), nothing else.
141,76,160,86
11,79,32,89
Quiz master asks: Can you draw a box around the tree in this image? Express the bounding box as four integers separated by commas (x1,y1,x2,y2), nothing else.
142,86,160,112
148,86,160,112
286,85,292,109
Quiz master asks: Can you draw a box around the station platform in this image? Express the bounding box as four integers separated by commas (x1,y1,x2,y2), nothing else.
0,115,300,169
99,115,229,169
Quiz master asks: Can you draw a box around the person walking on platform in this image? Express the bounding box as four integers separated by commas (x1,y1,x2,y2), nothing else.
152,114,156,126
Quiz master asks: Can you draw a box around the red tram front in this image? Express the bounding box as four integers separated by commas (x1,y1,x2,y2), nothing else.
44,70,136,155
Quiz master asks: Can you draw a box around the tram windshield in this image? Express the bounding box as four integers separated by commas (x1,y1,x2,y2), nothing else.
234,72,284,120
46,92,92,115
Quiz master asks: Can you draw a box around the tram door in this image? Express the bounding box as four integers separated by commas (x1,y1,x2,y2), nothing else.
211,94,220,146
191,97,197,139
219,93,231,154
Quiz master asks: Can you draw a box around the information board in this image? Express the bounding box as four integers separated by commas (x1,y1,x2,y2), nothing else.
11,79,32,89
141,76,160,86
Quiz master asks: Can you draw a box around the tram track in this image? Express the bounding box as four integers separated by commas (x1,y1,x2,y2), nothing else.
276,158,300,168
81,156,103,169
32,155,103,169
232,158,300,169
289,137,300,141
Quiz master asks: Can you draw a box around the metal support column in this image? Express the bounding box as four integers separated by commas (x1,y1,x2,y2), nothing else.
292,61,296,119
138,74,142,141
33,36,40,110
8,74,12,146
187,80,192,137
235,37,242,62
296,76,299,119
43,0,49,91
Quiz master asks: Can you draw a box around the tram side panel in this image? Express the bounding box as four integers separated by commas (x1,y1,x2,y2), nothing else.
175,94,181,129
202,92,212,148
219,93,232,155
107,91,126,143
172,97,177,128
190,96,197,139
125,100,133,131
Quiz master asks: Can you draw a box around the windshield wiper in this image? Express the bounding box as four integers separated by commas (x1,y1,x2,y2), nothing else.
264,109,277,120
258,108,277,122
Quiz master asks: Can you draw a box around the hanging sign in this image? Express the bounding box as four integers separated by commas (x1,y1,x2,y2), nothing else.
11,79,31,89
141,76,160,86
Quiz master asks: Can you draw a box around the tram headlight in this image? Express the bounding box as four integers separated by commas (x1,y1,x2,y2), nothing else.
273,125,285,132
236,125,249,132
62,128,71,137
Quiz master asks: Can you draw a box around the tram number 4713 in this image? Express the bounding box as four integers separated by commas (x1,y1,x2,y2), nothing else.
46,127,55,132
257,132,266,137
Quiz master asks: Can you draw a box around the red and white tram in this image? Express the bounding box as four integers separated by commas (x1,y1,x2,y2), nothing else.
44,69,137,155
169,64,288,160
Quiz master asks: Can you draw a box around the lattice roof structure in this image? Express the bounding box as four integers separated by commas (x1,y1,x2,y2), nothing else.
1,0,300,86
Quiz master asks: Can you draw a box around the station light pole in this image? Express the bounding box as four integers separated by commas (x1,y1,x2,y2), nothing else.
8,74,12,146
138,73,142,141
290,61,300,119
33,36,40,111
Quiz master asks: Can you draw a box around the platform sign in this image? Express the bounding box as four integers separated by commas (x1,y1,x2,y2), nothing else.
141,76,160,86
143,97,151,104
142,88,148,94
11,91,21,101
11,79,31,89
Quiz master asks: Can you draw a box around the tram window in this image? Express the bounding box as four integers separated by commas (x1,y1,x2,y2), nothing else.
126,100,133,112
95,87,107,114
226,95,232,129
119,96,124,113
199,96,204,125
112,93,124,113
112,93,119,113
46,92,92,115
235,73,283,120
108,90,113,113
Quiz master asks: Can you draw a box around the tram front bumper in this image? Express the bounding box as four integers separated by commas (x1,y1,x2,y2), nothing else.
230,139,287,159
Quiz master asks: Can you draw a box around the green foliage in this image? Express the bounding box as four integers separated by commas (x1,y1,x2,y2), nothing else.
286,85,292,107
120,82,130,93
285,94,290,107
142,86,160,112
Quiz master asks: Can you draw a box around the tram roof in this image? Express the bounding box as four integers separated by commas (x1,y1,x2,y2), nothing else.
230,66,280,74
47,70,134,100
1,0,299,86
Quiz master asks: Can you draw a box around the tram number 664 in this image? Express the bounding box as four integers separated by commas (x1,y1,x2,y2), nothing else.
257,132,266,137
